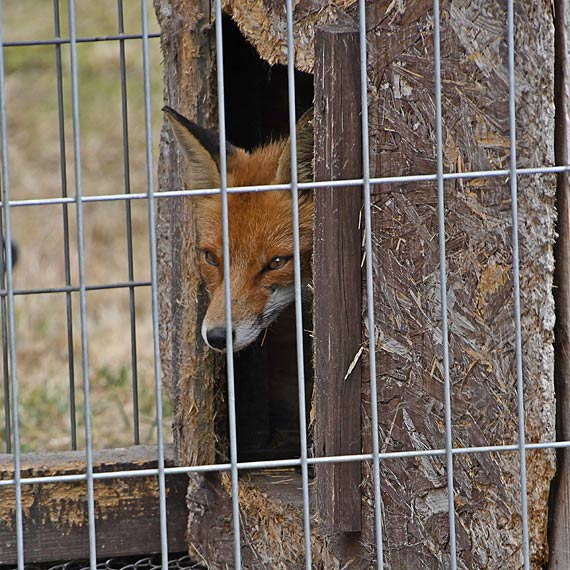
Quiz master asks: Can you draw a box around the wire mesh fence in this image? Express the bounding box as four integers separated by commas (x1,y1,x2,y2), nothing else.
0,1,163,454
1,0,569,569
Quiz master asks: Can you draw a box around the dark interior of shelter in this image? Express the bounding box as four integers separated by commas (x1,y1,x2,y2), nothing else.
221,15,314,461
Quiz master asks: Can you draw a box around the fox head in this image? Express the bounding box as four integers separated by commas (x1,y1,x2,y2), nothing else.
163,106,314,352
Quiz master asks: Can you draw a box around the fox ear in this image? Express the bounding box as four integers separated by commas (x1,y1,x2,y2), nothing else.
163,106,237,189
276,108,314,187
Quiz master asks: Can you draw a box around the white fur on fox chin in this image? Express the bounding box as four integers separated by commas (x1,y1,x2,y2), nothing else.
202,283,309,352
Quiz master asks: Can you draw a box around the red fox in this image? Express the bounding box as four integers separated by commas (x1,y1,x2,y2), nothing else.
163,107,313,352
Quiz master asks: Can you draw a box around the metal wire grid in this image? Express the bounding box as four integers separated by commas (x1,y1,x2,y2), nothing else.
0,0,160,455
0,1,568,570
0,0,163,568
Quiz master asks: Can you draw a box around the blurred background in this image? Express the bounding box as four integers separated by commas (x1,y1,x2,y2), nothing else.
0,1,170,452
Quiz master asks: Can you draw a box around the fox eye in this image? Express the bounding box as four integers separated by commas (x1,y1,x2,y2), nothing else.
267,256,291,271
202,249,219,267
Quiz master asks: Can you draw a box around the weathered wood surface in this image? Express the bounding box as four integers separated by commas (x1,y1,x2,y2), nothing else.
0,446,187,564
222,0,356,74
313,24,362,535
362,1,556,568
185,470,338,569
154,0,558,568
549,0,570,567
154,0,223,468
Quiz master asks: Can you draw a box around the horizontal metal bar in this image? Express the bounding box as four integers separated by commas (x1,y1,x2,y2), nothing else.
2,439,569,487
1,164,568,209
2,33,160,48
0,279,150,297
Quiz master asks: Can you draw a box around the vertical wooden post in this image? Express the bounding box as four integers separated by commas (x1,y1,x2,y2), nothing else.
549,0,570,567
154,0,220,467
314,24,362,533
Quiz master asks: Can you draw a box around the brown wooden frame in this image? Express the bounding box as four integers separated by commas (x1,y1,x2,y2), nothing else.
0,446,187,564
313,24,363,534
548,0,570,567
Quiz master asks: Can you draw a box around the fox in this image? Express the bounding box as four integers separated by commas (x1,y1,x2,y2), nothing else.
163,106,314,352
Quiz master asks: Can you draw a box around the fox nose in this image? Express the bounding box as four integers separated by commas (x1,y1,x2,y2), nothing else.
206,327,234,351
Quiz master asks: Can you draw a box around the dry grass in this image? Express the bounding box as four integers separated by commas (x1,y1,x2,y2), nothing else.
0,1,171,452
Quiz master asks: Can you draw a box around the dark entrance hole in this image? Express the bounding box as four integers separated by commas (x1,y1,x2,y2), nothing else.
221,14,314,461
222,15,314,150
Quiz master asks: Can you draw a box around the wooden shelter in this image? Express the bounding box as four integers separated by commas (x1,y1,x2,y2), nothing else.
154,0,564,568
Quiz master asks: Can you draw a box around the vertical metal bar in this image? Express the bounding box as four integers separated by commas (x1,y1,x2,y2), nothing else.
432,1,458,567
283,1,312,566
140,1,169,567
118,0,140,445
0,62,8,453
213,2,242,567
506,1,531,568
0,0,24,565
0,206,10,453
54,0,78,451
67,1,97,566
357,1,385,567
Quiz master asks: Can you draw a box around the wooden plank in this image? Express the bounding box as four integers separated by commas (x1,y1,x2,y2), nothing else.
548,0,570,567
313,24,363,533
0,445,187,564
154,0,221,468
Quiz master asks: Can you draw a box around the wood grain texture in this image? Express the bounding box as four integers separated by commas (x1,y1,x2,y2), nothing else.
548,0,570,567
154,0,224,468
362,1,556,568
0,446,187,564
313,24,362,535
221,0,356,73
153,0,558,567
185,470,326,569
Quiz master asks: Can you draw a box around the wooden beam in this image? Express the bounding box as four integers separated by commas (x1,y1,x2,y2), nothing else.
313,23,363,533
549,0,570,567
0,445,187,564
154,0,221,468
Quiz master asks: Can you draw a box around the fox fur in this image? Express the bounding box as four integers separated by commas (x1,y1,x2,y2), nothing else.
163,106,313,352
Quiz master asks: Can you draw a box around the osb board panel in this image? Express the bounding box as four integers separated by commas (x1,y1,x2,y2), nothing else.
227,0,556,566
0,446,187,564
222,0,357,73
360,1,556,569
186,470,353,569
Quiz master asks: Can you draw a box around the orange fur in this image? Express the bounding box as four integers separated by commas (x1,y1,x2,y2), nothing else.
163,107,313,351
